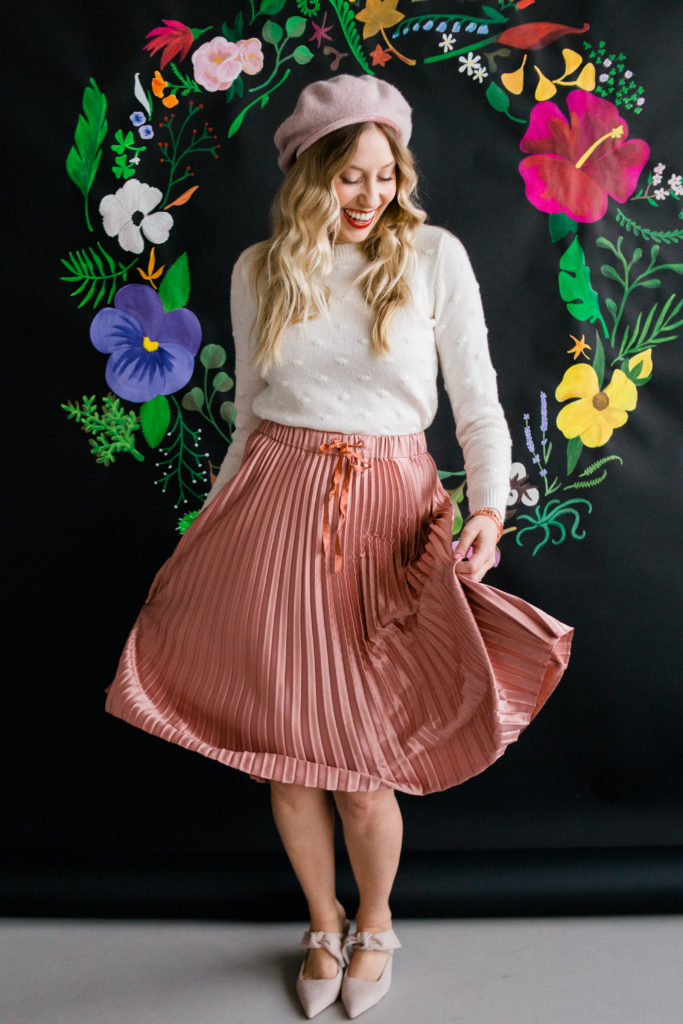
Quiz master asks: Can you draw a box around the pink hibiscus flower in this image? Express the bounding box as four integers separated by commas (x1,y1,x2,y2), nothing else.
519,90,649,222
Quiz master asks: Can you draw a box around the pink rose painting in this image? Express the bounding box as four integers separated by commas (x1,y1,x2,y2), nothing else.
191,36,264,92
519,90,650,222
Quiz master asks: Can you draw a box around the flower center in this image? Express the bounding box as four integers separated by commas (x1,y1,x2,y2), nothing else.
132,210,145,226
142,335,159,352
575,126,625,170
592,391,609,410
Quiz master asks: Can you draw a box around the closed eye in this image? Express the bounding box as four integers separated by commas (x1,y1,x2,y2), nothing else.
341,176,395,185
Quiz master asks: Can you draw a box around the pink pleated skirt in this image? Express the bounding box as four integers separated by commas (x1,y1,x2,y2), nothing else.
104,418,573,795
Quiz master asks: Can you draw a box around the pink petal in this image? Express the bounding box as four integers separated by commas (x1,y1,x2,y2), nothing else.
519,154,609,221
566,90,628,159
588,139,651,202
520,100,573,159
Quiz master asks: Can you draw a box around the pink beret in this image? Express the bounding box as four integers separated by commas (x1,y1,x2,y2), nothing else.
274,74,412,174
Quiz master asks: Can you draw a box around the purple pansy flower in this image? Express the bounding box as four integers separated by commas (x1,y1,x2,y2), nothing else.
90,284,202,403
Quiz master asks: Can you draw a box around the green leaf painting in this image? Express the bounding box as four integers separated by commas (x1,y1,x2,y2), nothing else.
159,253,191,312
559,238,605,329
140,395,172,449
66,78,108,233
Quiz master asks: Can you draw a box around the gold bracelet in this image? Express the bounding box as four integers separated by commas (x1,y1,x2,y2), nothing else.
467,507,504,543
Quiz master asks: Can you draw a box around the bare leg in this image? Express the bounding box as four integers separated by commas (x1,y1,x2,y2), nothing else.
333,788,403,981
269,780,346,979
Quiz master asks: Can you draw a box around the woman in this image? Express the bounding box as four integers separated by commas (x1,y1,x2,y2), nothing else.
105,75,573,1019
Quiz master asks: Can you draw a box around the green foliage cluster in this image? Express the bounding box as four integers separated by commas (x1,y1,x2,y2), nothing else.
597,236,683,363
581,40,644,113
61,394,144,466
60,243,136,309
111,128,146,180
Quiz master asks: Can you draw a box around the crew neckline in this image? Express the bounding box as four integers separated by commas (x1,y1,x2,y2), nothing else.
332,241,365,265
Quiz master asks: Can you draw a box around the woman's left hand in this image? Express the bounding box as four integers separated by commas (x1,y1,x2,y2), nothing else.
453,515,500,583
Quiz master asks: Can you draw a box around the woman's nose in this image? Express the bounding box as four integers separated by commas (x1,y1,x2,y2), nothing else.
357,183,380,208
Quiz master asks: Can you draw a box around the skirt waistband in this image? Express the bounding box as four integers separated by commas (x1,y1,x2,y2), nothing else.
255,418,428,459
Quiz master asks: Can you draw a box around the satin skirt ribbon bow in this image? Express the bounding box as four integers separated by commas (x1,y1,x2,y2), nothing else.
317,439,370,573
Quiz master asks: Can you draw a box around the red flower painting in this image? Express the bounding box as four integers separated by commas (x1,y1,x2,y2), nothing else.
518,90,649,222
144,20,194,69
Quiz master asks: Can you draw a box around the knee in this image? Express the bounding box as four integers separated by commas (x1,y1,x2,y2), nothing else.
333,788,396,822
270,779,329,810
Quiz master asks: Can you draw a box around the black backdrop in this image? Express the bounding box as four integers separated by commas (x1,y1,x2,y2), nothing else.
4,0,683,918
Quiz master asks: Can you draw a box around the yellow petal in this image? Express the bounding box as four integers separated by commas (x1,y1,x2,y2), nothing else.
557,398,600,439
604,368,638,411
556,363,599,402
534,66,557,101
560,49,582,77
576,62,596,91
628,348,653,381
502,54,527,95
580,412,616,448
601,407,629,429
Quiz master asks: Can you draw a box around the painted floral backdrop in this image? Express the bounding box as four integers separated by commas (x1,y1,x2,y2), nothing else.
61,0,682,557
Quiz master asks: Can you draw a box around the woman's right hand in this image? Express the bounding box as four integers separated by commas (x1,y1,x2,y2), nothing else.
453,515,500,583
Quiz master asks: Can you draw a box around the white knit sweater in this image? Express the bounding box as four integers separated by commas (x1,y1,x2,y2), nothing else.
203,223,512,521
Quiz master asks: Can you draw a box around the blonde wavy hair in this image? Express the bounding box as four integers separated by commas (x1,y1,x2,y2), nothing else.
247,121,428,375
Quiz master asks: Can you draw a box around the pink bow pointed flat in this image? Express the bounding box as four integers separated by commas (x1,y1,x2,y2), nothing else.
296,917,351,1018
340,928,402,1018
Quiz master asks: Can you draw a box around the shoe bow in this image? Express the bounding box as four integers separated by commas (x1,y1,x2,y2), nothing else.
341,928,402,965
300,928,345,964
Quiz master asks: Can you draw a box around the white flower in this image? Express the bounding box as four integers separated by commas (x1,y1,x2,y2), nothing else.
624,70,633,79
603,58,612,67
99,179,173,254
472,66,488,83
654,162,666,174
654,188,668,201
458,52,482,76
599,73,609,83
673,182,683,197
129,155,141,166
667,173,682,190
439,33,456,53
652,173,662,186
636,97,645,106
507,463,540,508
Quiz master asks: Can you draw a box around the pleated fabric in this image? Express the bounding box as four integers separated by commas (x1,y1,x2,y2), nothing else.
104,418,573,795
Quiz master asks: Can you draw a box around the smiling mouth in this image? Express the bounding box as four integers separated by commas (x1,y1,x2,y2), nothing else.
342,208,377,228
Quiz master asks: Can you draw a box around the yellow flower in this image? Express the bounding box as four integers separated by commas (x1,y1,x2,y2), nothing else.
628,348,653,381
555,364,637,447
356,0,404,39
502,48,595,100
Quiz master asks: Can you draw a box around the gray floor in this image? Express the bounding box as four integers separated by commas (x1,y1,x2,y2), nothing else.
1,917,681,1024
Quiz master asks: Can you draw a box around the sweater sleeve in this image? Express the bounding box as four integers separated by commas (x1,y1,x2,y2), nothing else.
432,228,512,524
201,249,268,510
